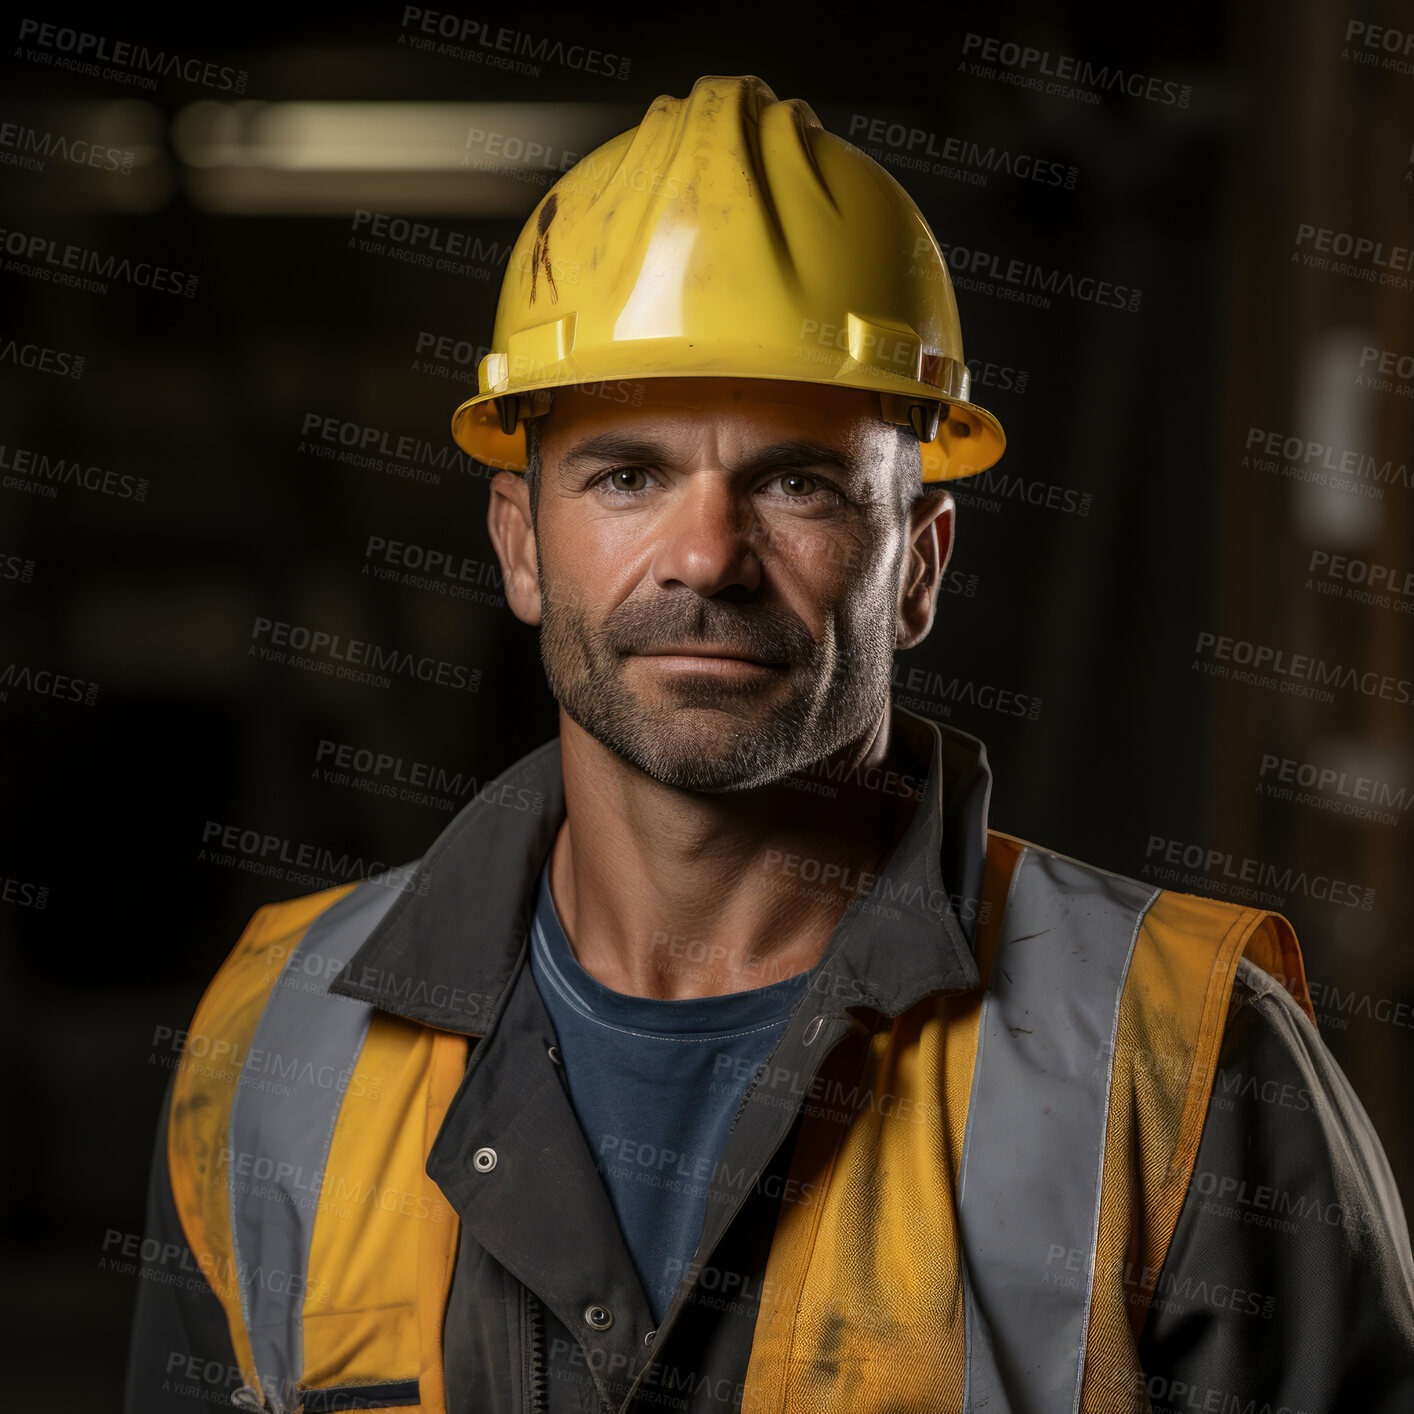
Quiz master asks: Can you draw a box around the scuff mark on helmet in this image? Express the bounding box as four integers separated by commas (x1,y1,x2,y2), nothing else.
530,193,559,305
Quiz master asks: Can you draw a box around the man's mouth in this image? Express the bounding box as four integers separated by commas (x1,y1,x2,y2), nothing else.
629,645,789,674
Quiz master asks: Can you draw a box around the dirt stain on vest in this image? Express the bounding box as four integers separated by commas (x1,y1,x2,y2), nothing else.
530,194,559,305
809,1307,846,1382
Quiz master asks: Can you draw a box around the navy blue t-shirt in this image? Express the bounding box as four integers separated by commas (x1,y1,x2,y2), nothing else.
528,861,813,1324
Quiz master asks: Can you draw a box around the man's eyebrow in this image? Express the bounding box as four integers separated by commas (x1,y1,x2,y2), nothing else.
557,433,861,478
559,433,670,471
742,440,859,478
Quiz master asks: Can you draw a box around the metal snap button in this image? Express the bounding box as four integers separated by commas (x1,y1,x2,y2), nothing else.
473,1146,497,1172
548,1044,562,1065
584,1304,614,1330
643,1328,657,1345
803,1014,827,1046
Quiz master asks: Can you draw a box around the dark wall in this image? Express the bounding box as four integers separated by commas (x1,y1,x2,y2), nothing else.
3,3,1411,1401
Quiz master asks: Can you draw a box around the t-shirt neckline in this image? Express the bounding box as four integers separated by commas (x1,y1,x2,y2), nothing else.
531,861,816,1038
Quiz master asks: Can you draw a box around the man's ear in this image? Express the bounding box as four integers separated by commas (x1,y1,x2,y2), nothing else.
896,490,955,650
486,470,542,626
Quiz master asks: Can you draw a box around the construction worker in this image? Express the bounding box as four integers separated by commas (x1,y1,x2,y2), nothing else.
125,76,1414,1414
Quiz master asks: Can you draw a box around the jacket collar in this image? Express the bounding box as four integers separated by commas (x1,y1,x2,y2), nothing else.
328,703,993,1030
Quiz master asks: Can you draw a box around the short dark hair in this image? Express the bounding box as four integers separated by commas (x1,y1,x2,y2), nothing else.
522,413,543,523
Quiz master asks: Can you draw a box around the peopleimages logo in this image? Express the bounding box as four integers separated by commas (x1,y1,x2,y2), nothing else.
891,661,1042,721
920,236,1141,312
249,617,483,693
0,875,48,909
846,114,1077,190
299,412,487,486
0,335,83,378
196,820,432,897
1143,835,1375,912
0,118,135,175
0,225,198,297
951,467,1092,517
1342,18,1414,76
1292,224,1414,292
1307,548,1414,615
959,32,1191,107
1243,426,1408,501
1357,344,1414,397
352,209,507,259
0,441,149,502
1257,752,1409,829
14,18,248,92
0,661,98,705
462,126,583,185
411,331,489,388
1193,630,1414,707
397,7,631,80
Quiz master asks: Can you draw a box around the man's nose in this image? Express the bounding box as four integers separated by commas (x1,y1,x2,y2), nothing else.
647,476,764,598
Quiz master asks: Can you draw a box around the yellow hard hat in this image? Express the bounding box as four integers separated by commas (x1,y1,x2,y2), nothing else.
451,75,1005,483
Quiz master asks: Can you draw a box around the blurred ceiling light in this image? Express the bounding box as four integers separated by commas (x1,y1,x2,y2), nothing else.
172,101,638,214
1294,327,1382,548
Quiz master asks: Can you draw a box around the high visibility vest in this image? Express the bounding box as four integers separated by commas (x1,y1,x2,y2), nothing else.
166,831,1311,1414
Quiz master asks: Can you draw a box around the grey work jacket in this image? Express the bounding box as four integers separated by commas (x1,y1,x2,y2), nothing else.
124,707,1414,1413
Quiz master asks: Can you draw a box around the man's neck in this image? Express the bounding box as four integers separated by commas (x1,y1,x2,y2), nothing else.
548,707,927,1000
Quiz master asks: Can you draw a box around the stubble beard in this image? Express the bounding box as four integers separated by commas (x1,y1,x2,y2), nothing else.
537,563,898,793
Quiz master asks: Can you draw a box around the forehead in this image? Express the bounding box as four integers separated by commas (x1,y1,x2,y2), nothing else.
539,377,885,455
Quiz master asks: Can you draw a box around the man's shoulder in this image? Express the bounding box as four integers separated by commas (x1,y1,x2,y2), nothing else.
1176,947,1411,1317
168,865,431,1173
985,826,1293,936
196,864,422,1034
233,877,361,956
1143,952,1414,1405
1225,951,1314,1038
984,829,1320,1044
985,832,1391,1203
1213,953,1377,1137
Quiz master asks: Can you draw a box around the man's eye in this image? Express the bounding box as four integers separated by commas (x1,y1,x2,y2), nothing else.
764,472,833,500
596,466,656,494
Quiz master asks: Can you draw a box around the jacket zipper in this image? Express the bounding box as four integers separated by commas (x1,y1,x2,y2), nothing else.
524,1287,548,1414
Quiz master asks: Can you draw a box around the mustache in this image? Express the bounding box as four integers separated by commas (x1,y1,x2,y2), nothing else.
601,595,816,665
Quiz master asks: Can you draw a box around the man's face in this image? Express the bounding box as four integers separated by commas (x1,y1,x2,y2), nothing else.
501,377,947,792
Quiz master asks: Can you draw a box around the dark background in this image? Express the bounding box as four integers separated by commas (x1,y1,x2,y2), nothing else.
2,3,1411,1402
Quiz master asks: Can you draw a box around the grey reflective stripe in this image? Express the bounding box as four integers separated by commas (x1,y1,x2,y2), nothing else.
227,867,416,1414
957,847,1159,1414
961,1260,1014,1414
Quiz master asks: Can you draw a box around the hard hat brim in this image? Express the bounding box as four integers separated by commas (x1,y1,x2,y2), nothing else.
451,374,1005,484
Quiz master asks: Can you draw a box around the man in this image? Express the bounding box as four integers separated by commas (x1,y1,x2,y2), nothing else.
125,75,1414,1414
